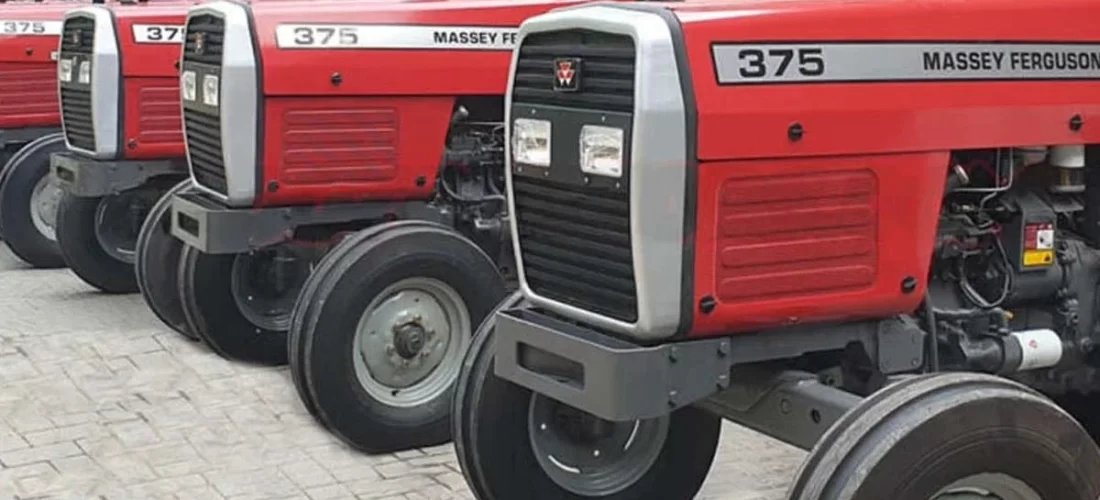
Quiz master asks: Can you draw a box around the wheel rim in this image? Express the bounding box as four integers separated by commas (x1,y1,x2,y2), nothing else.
352,277,470,408
933,473,1043,500
94,190,157,264
29,175,62,241
527,394,669,497
230,248,311,332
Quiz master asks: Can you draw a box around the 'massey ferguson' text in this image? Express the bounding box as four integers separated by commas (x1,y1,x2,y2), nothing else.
923,50,1100,72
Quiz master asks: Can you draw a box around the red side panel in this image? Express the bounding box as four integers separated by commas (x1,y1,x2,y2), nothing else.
117,12,189,78
0,61,58,129
0,4,72,129
122,77,184,160
114,7,190,159
679,0,1100,161
253,0,588,97
690,152,947,337
258,96,454,206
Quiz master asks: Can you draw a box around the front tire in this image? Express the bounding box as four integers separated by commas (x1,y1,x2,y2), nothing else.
0,133,56,241
136,180,195,339
787,373,1100,500
56,184,167,293
178,243,314,366
290,221,507,454
453,302,721,500
0,133,66,268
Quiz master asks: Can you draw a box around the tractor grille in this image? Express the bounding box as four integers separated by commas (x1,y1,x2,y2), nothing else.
182,14,224,66
182,14,227,195
512,30,635,113
511,30,639,323
59,16,96,152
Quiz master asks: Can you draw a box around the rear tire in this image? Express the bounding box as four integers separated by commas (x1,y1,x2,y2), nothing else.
453,302,721,500
0,133,66,268
136,180,195,339
787,373,1100,500
291,221,507,454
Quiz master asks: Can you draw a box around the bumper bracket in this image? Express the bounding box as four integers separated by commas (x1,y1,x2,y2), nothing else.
51,152,187,198
169,190,450,254
493,308,734,422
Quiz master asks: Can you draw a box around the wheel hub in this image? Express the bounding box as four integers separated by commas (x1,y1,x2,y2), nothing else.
94,189,158,264
933,473,1043,500
528,393,669,497
230,247,313,332
393,321,428,359
352,277,471,408
555,405,614,443
30,175,62,241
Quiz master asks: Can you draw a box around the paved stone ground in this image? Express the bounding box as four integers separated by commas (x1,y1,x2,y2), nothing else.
0,243,806,500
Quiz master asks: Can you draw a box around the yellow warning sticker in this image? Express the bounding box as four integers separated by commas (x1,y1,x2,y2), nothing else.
1023,249,1054,267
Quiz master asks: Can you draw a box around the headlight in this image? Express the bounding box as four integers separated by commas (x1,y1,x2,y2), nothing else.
202,74,219,107
511,118,551,167
181,70,196,101
579,125,624,178
77,60,91,84
58,58,73,82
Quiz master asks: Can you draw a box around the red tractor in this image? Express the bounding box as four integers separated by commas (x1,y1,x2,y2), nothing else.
146,0,594,454
454,0,1100,498
0,0,74,267
49,0,191,294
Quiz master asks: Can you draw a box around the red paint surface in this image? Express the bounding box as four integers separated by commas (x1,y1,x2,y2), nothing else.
693,154,946,336
260,96,453,206
0,2,74,129
114,2,192,159
249,0,593,206
670,0,1100,336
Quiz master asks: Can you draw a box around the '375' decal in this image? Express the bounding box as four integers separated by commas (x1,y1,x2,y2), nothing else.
132,24,184,44
0,20,62,36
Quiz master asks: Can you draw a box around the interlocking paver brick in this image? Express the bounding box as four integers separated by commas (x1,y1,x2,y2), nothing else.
306,483,355,500
0,243,807,499
0,440,83,466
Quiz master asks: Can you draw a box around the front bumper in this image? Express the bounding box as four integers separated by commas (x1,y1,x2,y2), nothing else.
169,190,450,255
493,307,734,422
51,152,187,198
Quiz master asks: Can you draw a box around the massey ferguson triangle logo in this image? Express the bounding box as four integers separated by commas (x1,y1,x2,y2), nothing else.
553,57,581,92
194,32,205,54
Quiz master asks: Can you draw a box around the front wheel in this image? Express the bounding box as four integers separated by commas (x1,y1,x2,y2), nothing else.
136,180,195,339
56,184,167,293
290,221,507,454
787,373,1100,500
453,302,721,500
178,243,317,365
0,133,67,268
